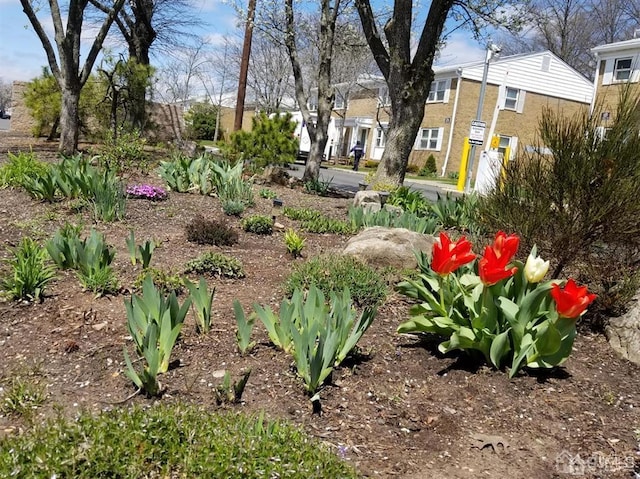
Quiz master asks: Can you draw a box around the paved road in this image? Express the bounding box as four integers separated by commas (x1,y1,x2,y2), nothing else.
287,163,461,202
0,119,10,131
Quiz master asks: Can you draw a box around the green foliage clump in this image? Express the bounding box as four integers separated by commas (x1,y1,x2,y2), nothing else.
478,89,640,320
248,285,376,397
304,176,333,196
283,207,323,222
283,206,355,235
259,188,278,199
348,206,439,234
124,275,191,395
2,237,56,302
223,112,298,168
284,228,306,258
185,102,218,140
185,215,238,246
185,252,245,279
0,152,50,189
387,186,429,215
242,214,273,235
222,199,245,216
95,128,148,174
134,268,184,295
0,404,359,478
22,68,61,138
285,254,388,308
419,154,437,177
1,377,46,420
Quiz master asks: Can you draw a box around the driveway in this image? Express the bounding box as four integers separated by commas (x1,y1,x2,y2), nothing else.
0,119,10,131
287,163,461,202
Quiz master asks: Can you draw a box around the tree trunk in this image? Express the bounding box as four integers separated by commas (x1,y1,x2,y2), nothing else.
59,86,81,156
303,125,329,182
374,88,427,186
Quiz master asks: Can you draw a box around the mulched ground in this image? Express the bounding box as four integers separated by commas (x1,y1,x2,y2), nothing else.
0,135,639,478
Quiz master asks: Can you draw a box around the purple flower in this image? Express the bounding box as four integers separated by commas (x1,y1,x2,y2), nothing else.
126,184,168,201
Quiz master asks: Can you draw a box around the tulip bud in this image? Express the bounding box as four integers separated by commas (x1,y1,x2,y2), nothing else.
524,254,550,283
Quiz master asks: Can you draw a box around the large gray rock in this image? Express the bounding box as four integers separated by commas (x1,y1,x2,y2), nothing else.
353,190,381,208
606,294,640,365
342,226,436,269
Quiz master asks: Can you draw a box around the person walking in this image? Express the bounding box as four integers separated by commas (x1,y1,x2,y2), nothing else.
350,141,364,171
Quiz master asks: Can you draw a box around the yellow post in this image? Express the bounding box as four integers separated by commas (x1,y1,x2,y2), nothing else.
499,145,511,188
457,138,470,191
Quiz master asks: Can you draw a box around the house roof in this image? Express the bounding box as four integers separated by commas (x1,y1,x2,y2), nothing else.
435,50,593,104
592,37,640,55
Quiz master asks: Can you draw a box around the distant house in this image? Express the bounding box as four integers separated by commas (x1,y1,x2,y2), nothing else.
590,37,640,130
328,51,594,179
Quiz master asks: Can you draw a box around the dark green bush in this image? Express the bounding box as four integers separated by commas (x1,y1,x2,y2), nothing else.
0,404,358,478
186,215,238,246
284,254,388,307
185,102,218,140
222,112,298,167
419,154,437,177
478,88,640,321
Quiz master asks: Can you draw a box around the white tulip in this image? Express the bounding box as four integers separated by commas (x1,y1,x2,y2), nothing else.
524,254,550,283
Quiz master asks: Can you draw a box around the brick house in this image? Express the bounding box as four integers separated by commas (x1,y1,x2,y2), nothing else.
590,37,640,129
327,51,593,177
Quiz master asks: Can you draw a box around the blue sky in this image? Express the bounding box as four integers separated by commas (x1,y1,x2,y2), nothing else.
0,0,486,85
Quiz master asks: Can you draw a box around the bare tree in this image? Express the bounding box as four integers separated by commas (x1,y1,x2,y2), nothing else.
20,0,125,154
156,39,211,104
354,0,526,186
498,0,634,78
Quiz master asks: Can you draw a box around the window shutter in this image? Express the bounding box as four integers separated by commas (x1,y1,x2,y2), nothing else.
498,85,506,111
436,127,444,151
516,90,526,113
602,59,613,85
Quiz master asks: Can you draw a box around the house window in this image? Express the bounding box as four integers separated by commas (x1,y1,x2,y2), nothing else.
614,58,632,81
417,127,442,151
427,80,448,103
334,93,347,110
504,88,519,110
375,127,387,148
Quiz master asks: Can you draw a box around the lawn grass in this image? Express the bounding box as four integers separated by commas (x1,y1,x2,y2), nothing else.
0,403,358,478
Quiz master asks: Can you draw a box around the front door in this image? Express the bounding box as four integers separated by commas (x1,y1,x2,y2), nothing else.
358,129,369,157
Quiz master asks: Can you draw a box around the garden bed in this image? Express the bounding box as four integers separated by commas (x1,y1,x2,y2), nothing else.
0,137,639,478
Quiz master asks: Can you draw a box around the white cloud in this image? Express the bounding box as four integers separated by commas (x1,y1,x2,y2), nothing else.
436,34,485,66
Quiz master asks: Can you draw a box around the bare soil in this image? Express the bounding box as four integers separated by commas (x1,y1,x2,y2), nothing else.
0,136,639,478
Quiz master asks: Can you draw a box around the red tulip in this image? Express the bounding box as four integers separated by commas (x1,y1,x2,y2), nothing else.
551,279,597,319
491,231,519,264
478,231,520,285
431,232,476,276
478,246,518,285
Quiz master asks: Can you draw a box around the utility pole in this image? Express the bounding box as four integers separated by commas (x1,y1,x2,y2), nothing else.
464,43,501,193
214,42,229,142
234,0,257,131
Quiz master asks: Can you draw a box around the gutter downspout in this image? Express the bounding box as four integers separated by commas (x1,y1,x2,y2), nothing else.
441,68,463,176
590,53,600,116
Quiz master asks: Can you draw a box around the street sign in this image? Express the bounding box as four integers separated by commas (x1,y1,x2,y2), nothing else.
469,120,486,146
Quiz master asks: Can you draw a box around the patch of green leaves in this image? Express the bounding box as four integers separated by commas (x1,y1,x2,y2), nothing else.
2,237,56,302
0,404,359,478
185,252,245,279
284,228,306,258
285,254,388,308
242,214,273,235
185,277,215,334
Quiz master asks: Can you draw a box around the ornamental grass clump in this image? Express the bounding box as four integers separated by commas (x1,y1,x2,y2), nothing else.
126,184,167,201
397,231,596,378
